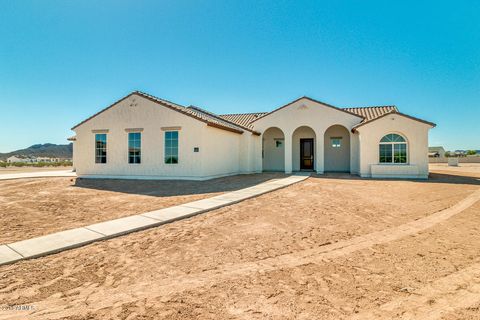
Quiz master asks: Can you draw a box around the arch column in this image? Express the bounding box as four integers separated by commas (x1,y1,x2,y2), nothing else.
284,131,292,174
315,129,324,174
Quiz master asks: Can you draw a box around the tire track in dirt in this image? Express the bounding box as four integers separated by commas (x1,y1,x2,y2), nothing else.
349,262,480,320
6,189,480,320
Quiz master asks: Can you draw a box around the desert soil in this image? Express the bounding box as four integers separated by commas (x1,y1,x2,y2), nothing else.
0,167,73,175
0,173,283,244
0,165,480,319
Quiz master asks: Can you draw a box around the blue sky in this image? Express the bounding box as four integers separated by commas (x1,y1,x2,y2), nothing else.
0,0,478,153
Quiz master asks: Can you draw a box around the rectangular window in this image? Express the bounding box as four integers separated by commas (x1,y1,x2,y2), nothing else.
379,144,393,163
165,131,178,164
128,132,141,164
394,144,407,163
331,137,342,148
95,134,107,164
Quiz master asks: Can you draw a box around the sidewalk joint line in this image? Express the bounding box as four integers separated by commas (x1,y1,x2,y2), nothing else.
83,227,108,237
6,244,25,258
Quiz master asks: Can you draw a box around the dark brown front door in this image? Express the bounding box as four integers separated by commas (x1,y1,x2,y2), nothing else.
300,138,314,170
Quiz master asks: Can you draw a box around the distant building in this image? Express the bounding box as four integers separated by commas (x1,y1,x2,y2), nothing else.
35,157,61,163
6,155,63,163
6,156,31,163
428,146,445,158
454,150,467,157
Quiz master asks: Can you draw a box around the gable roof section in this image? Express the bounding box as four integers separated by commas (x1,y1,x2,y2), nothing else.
72,92,135,130
221,103,396,129
351,110,436,132
71,91,244,135
221,104,434,132
250,96,365,123
343,106,398,121
73,91,435,135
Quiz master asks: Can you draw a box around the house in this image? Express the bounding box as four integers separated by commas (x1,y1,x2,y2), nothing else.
35,157,61,163
6,155,36,163
428,146,445,158
7,156,23,163
70,91,436,180
6,156,61,163
454,150,467,157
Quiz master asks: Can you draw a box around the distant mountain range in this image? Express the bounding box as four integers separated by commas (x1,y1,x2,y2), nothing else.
0,143,73,161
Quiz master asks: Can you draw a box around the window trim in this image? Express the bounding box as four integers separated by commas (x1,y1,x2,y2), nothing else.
95,133,107,164
128,132,142,164
331,137,342,148
164,130,179,164
378,133,408,165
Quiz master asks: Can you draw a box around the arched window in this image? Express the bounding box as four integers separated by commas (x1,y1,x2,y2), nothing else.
379,134,407,164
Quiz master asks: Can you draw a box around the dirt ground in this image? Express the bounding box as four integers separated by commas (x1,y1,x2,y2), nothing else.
1,165,480,319
0,166,73,175
429,162,480,177
0,174,283,244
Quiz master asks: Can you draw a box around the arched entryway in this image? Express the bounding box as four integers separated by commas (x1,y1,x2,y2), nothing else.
292,126,316,171
324,125,350,172
262,127,285,172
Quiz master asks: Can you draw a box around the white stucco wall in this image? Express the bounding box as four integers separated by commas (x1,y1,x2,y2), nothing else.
350,132,360,174
73,94,256,180
323,125,351,172
262,127,285,171
201,126,241,178
253,98,363,173
71,140,77,171
356,114,433,179
239,132,262,173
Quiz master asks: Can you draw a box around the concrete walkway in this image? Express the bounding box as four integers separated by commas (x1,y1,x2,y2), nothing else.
0,174,309,266
0,170,76,181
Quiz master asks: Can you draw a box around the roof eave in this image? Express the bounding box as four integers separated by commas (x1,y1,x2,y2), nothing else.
206,122,244,134
351,111,436,133
189,106,258,134
71,91,247,135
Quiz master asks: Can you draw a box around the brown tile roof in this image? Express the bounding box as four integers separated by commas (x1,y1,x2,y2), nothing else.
221,104,435,131
72,92,435,135
351,110,436,131
132,92,246,134
187,106,261,135
220,106,397,129
219,112,268,129
343,106,398,121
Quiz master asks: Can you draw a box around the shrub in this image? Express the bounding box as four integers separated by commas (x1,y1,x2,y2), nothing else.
0,160,73,168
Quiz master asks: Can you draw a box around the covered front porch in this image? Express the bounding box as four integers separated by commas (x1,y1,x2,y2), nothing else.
261,125,352,174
